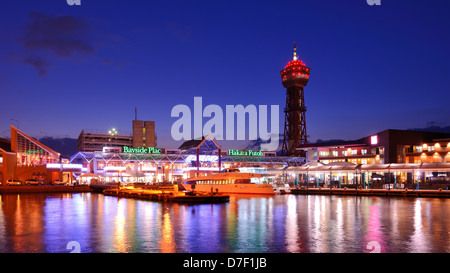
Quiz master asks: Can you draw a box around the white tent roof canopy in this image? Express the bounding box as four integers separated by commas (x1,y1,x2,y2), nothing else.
286,162,450,174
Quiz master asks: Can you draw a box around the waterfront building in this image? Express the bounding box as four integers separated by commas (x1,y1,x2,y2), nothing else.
70,135,304,184
289,129,450,189
297,129,450,165
404,138,450,163
284,161,450,190
0,126,82,184
0,137,14,183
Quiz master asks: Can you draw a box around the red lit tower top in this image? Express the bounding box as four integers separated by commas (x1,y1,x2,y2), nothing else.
280,42,310,87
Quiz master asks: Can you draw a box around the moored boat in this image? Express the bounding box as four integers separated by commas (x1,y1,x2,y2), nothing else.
183,168,290,195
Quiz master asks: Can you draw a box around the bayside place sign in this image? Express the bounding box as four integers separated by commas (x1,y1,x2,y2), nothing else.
122,146,162,154
228,149,263,157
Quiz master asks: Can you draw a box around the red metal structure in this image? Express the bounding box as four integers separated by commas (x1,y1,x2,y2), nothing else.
280,43,310,156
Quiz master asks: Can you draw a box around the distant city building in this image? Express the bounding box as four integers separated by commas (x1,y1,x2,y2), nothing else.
77,119,156,152
132,120,156,148
297,129,450,165
77,129,133,152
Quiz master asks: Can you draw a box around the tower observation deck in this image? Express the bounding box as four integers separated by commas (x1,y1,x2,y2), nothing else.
280,42,310,156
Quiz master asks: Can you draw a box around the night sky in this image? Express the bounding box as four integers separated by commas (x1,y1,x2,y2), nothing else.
1,0,450,151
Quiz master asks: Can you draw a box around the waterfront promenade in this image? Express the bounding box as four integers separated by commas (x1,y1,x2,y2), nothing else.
2,184,450,198
291,187,450,198
0,185,91,194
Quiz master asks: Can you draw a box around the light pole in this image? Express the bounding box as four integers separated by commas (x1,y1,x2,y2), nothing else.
10,118,19,129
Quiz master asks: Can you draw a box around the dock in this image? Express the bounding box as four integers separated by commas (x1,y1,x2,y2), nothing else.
103,187,230,203
0,185,91,194
290,188,450,198
90,183,119,193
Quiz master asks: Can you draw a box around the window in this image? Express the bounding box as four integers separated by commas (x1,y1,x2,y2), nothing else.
342,151,347,156
352,150,357,155
361,149,367,155
332,151,338,157
319,151,329,156
428,145,435,152
371,135,378,145
415,146,422,153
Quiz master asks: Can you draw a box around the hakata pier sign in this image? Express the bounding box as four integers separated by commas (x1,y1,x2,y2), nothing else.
122,146,162,154
228,149,263,157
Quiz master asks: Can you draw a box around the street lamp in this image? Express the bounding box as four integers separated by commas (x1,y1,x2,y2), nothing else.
109,128,118,136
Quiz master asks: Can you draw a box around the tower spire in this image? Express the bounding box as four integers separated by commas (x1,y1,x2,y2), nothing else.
293,42,298,61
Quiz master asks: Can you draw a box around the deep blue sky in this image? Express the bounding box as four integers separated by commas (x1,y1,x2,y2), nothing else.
1,0,450,150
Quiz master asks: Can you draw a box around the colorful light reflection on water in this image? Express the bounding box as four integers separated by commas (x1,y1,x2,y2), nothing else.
0,193,449,253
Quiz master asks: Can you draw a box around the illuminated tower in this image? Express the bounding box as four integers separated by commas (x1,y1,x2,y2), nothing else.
280,43,310,156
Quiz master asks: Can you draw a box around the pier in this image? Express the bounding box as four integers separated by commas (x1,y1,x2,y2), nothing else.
103,186,230,203
0,183,230,203
290,188,450,198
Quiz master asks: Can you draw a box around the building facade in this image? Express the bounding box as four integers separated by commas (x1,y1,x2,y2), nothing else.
132,120,156,148
77,129,133,152
0,126,81,184
405,138,450,163
0,137,15,183
297,129,450,165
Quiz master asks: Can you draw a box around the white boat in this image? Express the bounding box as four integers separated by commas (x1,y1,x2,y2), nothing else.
182,168,290,195
272,181,291,194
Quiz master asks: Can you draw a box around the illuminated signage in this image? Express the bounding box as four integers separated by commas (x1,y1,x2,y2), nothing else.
123,146,161,154
26,149,43,154
228,149,263,157
370,135,378,145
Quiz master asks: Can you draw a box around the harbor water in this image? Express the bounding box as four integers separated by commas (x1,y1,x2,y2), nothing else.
0,193,449,253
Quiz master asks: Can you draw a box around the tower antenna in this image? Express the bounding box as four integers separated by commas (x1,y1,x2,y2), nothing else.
293,42,298,61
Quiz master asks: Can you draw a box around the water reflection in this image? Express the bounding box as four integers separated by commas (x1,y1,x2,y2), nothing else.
160,209,175,253
0,193,449,253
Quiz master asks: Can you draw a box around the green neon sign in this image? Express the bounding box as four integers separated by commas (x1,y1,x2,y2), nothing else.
26,149,43,154
123,146,162,154
228,149,263,157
